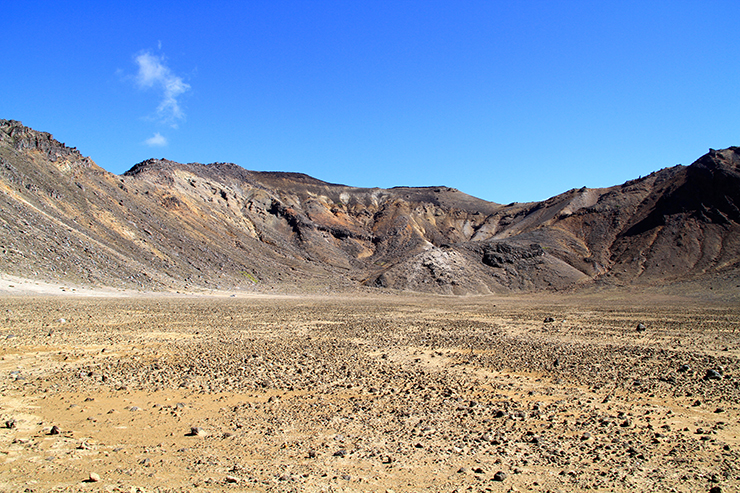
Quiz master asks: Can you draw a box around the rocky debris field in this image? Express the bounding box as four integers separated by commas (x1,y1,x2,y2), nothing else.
0,292,738,492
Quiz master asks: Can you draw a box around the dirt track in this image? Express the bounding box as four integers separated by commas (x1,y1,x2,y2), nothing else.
0,292,738,492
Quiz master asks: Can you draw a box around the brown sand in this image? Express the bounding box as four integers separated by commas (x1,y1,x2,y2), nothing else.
0,292,738,492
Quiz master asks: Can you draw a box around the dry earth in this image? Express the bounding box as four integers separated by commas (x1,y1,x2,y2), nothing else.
0,290,738,492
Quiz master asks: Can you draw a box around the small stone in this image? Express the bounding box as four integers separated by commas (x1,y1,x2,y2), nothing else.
581,432,591,440
224,475,239,483
709,487,722,493
49,425,61,435
5,419,16,429
88,472,101,482
188,426,206,437
308,449,317,458
714,407,725,413
493,470,507,481
472,467,485,474
544,317,555,323
636,323,646,332
705,369,723,380
678,364,690,372
333,449,346,457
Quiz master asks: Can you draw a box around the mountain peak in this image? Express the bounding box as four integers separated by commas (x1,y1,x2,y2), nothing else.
0,119,94,170
1,120,739,295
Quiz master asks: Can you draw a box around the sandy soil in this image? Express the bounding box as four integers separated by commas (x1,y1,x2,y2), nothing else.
0,292,738,492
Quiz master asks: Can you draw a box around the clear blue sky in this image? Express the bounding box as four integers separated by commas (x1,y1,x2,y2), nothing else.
3,1,738,204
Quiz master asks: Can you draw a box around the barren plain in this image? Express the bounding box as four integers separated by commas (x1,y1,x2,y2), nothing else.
0,289,738,492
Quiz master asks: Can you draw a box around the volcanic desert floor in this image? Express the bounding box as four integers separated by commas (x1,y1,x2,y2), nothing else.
0,289,738,492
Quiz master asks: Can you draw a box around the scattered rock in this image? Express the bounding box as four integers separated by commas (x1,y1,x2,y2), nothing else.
88,472,100,482
0,291,737,493
705,369,723,380
636,323,646,332
49,425,60,435
188,426,206,437
543,317,555,323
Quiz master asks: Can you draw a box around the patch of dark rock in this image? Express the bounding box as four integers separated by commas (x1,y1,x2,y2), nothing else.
492,471,507,481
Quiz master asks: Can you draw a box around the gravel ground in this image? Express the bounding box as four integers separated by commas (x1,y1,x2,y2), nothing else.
0,292,738,492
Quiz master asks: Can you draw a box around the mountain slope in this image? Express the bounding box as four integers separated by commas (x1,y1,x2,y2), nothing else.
1,119,738,294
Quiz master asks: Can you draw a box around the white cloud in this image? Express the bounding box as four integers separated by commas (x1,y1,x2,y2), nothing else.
144,132,168,147
134,51,190,125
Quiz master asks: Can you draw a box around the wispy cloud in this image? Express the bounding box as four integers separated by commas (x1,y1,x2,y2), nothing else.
144,132,168,147
134,51,190,126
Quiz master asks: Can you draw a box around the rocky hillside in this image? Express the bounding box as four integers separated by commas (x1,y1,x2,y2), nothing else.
1,119,738,294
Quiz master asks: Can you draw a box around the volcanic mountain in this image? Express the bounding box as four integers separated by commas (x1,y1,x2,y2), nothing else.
1,119,738,294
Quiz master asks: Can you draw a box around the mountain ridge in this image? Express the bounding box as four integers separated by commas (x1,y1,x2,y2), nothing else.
1,119,738,295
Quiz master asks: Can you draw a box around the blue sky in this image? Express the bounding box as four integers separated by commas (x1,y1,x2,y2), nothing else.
3,1,738,203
